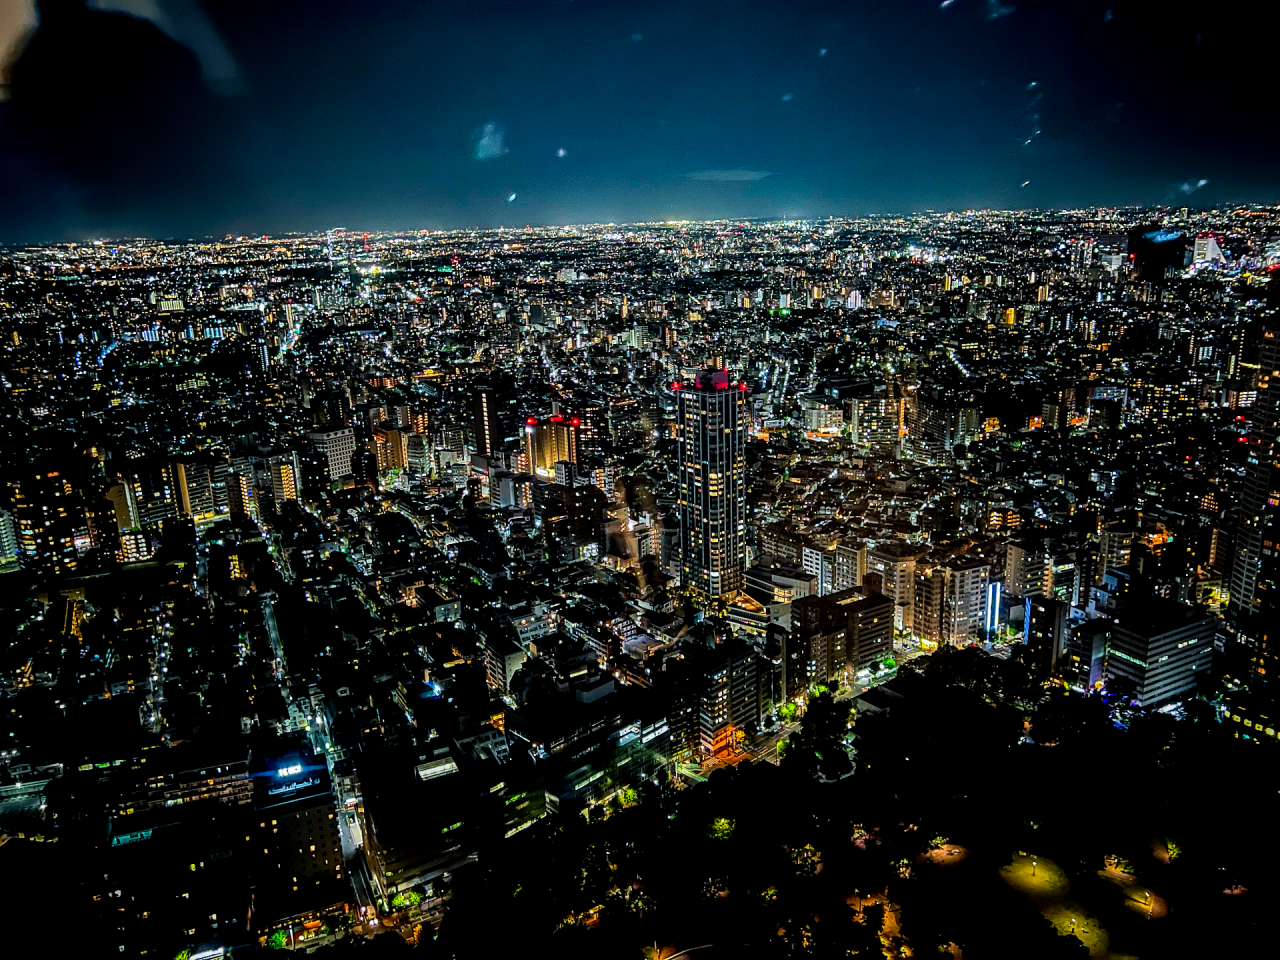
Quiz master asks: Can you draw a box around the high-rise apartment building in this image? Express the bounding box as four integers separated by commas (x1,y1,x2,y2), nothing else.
864,542,929,634
121,460,177,528
372,424,408,473
174,459,218,519
522,415,580,477
472,384,515,458
912,557,991,646
228,472,258,520
1005,539,1050,598
1228,326,1280,696
7,469,83,576
0,508,19,568
1096,521,1137,585
1027,596,1069,676
532,479,606,562
676,368,748,603
940,557,991,644
792,585,894,684
1231,327,1280,617
695,633,769,758
268,455,300,504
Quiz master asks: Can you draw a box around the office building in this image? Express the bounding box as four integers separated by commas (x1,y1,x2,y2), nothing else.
1105,596,1214,707
307,427,357,482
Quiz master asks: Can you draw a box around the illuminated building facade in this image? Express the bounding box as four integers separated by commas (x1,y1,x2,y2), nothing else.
1229,326,1280,695
523,414,580,478
676,367,747,603
7,468,82,576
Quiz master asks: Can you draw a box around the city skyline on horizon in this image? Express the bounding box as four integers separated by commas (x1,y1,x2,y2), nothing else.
2,1,1277,242
3,200,1266,247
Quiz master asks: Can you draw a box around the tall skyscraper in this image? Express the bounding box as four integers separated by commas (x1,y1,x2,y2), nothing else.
676,367,748,603
1229,326,1280,694
1231,327,1280,617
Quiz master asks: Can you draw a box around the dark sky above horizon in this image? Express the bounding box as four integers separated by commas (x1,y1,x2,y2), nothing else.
0,0,1276,242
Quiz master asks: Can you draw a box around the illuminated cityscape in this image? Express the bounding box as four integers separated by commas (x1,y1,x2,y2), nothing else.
1,2,1279,959
0,208,1276,958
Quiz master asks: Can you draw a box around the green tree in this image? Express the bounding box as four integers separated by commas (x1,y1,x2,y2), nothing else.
782,689,853,781
708,816,736,840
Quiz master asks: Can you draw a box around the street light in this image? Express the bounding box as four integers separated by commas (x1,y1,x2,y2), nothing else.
1032,860,1037,877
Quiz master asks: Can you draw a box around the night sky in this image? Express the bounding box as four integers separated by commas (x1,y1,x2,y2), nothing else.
0,0,1276,241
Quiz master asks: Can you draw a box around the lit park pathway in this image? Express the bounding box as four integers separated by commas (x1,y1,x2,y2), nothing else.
1001,854,1115,958
1098,862,1169,921
920,843,969,867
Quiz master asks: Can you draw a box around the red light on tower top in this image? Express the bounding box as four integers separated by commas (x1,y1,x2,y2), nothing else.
671,381,681,390
550,414,564,423
526,417,538,426
570,417,581,426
